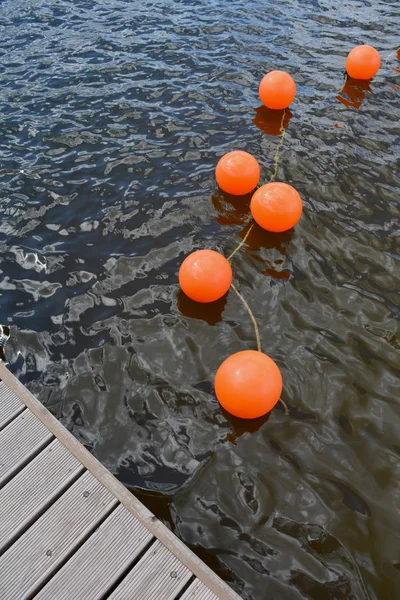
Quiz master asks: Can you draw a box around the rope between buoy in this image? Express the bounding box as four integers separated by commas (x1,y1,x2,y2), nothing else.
227,222,254,261
279,397,289,415
230,283,261,352
270,109,287,182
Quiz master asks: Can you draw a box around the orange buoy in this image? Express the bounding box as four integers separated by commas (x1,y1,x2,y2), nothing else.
259,71,296,110
179,249,232,303
346,45,380,80
216,151,260,196
250,182,302,232
215,350,282,419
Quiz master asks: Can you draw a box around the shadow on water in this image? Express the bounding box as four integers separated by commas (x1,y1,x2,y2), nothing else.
176,288,228,326
221,406,272,444
238,222,293,257
219,218,294,280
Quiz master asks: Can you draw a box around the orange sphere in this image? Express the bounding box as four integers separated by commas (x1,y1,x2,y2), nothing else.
250,182,302,232
216,151,260,196
346,45,380,80
259,70,296,110
215,350,282,419
179,249,232,303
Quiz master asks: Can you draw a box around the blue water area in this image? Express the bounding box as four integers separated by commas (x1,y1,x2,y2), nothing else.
1,0,399,598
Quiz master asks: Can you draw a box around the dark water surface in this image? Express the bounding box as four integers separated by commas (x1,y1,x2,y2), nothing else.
1,0,399,598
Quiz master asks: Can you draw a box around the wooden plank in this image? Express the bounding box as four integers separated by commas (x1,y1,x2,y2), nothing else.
0,438,84,553
181,579,219,600
0,409,52,486
0,381,25,429
36,503,154,600
0,363,242,600
0,470,118,599
109,539,192,600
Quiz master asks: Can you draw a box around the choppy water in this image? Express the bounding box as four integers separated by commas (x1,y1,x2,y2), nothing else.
1,1,399,598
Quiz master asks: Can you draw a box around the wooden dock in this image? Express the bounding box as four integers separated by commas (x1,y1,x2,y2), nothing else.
0,362,241,600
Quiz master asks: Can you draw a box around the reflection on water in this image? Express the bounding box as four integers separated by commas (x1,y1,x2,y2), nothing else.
253,106,293,136
212,189,252,227
0,0,399,598
336,77,372,110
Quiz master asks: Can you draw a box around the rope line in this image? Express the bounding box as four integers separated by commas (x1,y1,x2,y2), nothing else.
270,110,287,182
227,222,254,261
279,397,289,415
230,283,261,352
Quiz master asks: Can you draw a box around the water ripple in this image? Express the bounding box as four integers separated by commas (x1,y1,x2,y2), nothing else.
1,0,399,598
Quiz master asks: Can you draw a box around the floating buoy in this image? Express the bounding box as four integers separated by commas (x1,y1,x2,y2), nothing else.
346,45,380,80
259,71,296,110
216,151,260,196
179,249,232,303
215,350,282,419
250,182,303,232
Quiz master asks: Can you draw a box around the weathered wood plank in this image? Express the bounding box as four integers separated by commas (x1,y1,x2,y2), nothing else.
0,470,117,599
181,578,220,600
109,539,192,600
0,382,25,429
36,503,154,600
0,438,84,553
0,409,52,486
0,363,241,600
